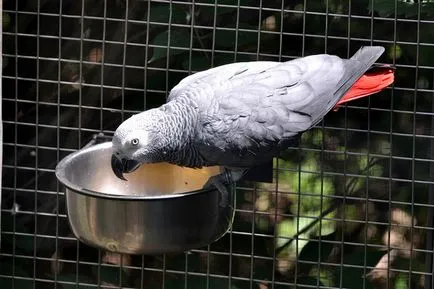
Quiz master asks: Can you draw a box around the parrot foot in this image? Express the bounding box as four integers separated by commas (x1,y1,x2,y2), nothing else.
203,170,233,207
226,167,248,182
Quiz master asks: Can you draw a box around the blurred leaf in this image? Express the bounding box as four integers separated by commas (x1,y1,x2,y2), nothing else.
377,140,391,155
182,54,212,71
387,44,403,60
3,13,10,29
296,276,325,287
357,152,383,177
301,129,323,147
347,177,365,195
278,157,335,215
343,204,361,221
149,4,187,24
277,220,297,248
214,30,254,49
358,150,369,170
341,204,366,234
182,53,253,71
256,216,271,231
309,267,334,287
300,212,336,237
311,129,324,147
395,274,408,289
275,152,338,261
148,29,190,63
213,27,273,50
276,208,336,258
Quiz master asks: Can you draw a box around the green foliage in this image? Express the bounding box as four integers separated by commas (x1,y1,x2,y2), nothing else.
309,267,334,287
395,274,408,289
3,13,10,29
276,210,335,259
274,132,337,261
181,53,253,71
148,29,191,64
267,126,391,274
148,4,187,24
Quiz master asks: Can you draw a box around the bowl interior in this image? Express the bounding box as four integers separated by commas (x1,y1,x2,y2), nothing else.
57,142,223,197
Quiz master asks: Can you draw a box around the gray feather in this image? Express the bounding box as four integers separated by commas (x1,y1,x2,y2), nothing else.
165,46,385,168
114,46,386,171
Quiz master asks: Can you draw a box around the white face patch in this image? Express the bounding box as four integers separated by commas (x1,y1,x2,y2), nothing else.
129,131,154,162
126,131,149,153
137,131,149,148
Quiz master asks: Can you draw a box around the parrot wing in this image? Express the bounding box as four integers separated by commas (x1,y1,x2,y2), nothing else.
167,61,279,102
169,46,385,166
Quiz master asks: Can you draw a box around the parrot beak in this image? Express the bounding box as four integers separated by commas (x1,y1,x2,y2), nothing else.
111,154,141,181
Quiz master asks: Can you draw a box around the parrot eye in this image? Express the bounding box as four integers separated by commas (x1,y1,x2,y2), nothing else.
131,138,139,146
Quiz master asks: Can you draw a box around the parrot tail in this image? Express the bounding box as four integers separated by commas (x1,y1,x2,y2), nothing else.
333,65,395,111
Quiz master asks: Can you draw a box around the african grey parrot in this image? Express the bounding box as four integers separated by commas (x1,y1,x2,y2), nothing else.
111,46,394,183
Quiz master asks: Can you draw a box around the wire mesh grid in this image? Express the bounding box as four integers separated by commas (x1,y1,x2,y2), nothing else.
1,0,434,288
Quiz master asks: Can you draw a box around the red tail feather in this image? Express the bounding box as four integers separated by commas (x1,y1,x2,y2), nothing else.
333,67,395,111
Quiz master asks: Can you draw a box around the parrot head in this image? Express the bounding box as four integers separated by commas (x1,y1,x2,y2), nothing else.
111,109,168,180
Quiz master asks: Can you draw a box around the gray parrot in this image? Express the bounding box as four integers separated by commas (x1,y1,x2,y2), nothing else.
111,46,392,184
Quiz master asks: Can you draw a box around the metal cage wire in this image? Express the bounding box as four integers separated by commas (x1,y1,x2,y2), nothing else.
1,0,434,288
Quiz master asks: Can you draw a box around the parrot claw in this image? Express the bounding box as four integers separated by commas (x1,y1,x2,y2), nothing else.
203,172,232,207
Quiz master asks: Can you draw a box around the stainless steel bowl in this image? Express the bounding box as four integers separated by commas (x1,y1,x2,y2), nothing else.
55,142,235,255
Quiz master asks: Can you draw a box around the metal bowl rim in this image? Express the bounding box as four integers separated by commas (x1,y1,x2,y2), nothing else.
55,142,221,201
